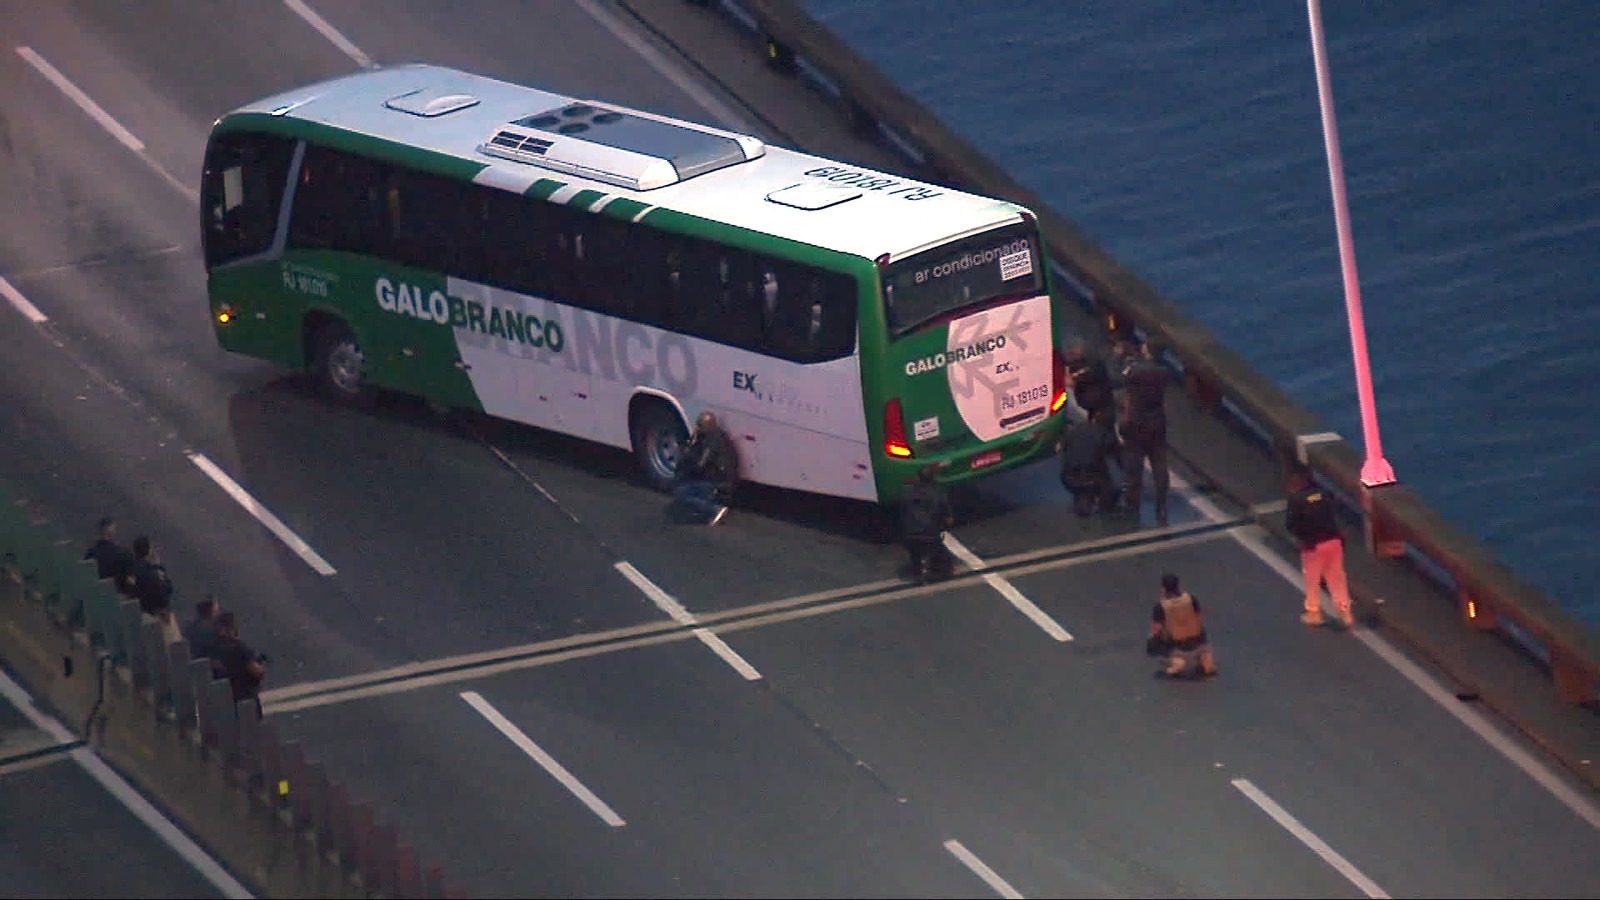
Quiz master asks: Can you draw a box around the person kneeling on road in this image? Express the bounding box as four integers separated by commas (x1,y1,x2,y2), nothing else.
673,410,739,526
899,464,954,583
1150,572,1218,679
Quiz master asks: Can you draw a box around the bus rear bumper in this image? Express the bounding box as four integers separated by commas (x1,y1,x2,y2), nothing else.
877,416,1064,502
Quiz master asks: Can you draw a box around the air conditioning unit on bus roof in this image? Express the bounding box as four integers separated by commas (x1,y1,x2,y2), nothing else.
478,101,765,191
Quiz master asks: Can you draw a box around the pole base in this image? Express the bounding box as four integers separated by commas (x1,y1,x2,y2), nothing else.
1360,456,1396,488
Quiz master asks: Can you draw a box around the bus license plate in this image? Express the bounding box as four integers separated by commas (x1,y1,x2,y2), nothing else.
969,449,1002,470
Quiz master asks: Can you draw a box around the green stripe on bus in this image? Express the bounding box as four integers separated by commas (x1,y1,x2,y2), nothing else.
600,197,650,222
524,178,566,201
567,189,606,210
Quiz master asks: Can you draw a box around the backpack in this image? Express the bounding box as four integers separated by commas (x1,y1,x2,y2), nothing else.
899,484,943,538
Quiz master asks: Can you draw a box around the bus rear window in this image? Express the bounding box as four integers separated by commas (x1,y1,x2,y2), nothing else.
882,223,1044,335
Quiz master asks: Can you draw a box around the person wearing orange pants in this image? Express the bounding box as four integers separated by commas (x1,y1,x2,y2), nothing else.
1286,463,1354,628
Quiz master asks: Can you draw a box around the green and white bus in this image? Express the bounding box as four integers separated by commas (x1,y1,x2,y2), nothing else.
201,64,1067,505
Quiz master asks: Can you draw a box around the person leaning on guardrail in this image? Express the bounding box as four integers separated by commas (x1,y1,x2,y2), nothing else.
184,595,223,673
213,610,267,720
128,534,180,644
82,515,134,594
1286,463,1355,629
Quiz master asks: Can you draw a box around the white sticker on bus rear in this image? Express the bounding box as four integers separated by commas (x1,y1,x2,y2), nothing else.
946,294,1051,442
999,247,1033,281
914,415,940,441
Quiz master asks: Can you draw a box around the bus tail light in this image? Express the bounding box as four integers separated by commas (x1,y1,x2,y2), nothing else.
1050,347,1067,412
883,398,913,458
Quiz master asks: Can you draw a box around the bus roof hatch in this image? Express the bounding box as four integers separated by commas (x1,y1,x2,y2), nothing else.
477,102,764,191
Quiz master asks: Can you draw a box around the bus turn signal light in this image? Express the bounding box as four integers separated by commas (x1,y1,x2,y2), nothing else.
883,397,913,458
216,305,234,325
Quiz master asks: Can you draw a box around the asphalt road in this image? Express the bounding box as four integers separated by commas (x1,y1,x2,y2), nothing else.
0,1,1597,897
0,665,248,898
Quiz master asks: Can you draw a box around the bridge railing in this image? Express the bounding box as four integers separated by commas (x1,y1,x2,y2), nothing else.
0,479,465,899
711,0,1600,707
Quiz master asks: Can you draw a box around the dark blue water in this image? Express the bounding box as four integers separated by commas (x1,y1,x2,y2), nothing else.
807,0,1600,628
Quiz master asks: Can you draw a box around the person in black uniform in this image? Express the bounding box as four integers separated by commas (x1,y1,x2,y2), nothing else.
82,516,133,594
899,465,954,583
1057,408,1122,516
1064,339,1115,425
1116,337,1173,525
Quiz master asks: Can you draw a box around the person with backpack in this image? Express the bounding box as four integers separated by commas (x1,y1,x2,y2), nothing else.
900,465,954,583
1057,407,1122,516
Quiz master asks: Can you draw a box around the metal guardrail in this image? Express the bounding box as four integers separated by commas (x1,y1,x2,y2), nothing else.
0,481,465,899
713,0,1599,706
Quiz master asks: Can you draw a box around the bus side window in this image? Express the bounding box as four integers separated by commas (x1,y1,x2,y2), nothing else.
621,224,672,326
712,250,765,349
670,237,723,338
288,144,388,256
572,217,629,316
764,265,856,362
387,165,478,277
200,132,295,268
475,186,552,297
810,271,858,358
541,205,585,304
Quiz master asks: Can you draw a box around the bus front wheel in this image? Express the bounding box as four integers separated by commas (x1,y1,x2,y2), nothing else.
630,402,687,493
312,321,375,408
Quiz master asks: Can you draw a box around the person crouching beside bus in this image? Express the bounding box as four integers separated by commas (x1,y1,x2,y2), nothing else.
899,465,954,583
674,410,739,526
1057,407,1122,517
1150,572,1218,679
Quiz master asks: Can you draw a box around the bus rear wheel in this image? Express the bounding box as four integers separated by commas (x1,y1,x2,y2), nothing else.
312,321,375,408
630,401,687,493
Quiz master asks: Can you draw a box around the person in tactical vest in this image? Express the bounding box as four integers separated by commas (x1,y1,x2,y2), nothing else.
1149,572,1218,679
899,465,954,583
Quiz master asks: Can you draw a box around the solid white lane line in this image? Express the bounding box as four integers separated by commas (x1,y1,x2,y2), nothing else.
571,0,756,133
0,274,47,323
281,0,373,68
16,46,143,152
460,691,625,827
943,839,1024,899
15,46,197,202
1231,778,1389,899
942,534,1073,642
186,452,336,576
614,561,761,680
1176,469,1600,833
0,669,255,898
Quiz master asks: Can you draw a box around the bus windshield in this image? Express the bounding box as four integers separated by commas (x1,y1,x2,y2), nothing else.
881,221,1045,336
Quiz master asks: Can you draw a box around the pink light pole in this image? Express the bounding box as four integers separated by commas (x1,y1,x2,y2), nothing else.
1306,0,1396,487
